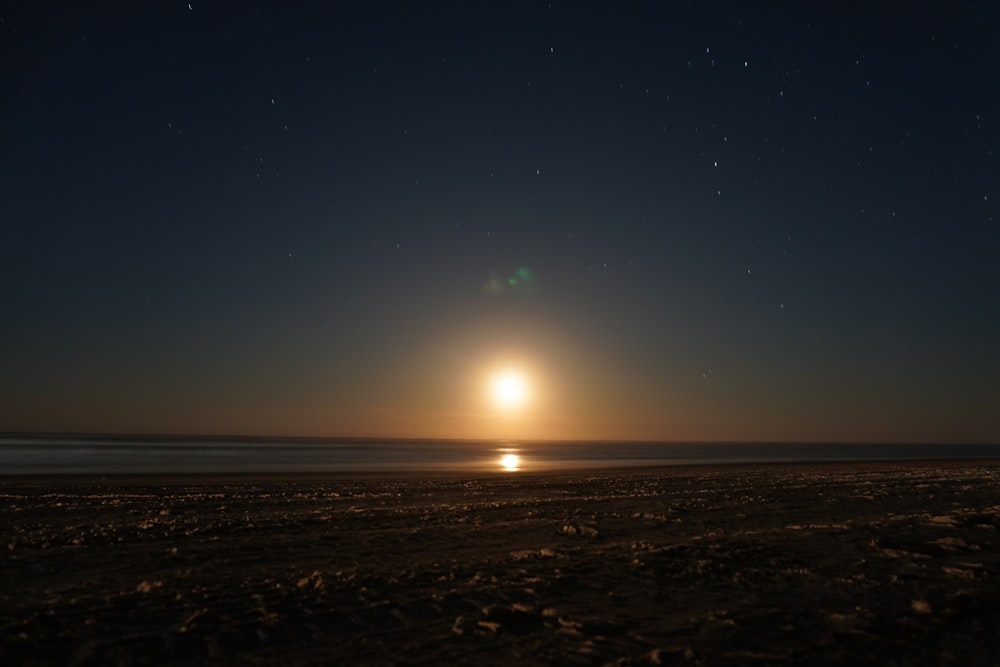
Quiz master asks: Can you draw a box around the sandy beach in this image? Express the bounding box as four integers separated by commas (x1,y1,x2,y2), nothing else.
2,460,999,665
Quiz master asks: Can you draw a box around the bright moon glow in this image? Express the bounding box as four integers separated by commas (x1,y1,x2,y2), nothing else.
491,371,529,409
499,453,521,471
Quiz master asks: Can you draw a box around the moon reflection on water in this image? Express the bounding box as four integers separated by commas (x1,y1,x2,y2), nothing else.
499,451,522,472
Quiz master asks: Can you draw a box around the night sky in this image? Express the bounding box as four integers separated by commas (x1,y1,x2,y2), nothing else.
2,2,997,443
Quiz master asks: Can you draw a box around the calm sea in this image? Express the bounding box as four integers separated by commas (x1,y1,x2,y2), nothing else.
1,436,998,475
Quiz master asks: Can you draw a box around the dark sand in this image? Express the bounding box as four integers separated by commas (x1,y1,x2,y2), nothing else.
2,461,999,666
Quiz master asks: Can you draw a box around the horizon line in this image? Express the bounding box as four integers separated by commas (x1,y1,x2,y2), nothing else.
1,431,997,448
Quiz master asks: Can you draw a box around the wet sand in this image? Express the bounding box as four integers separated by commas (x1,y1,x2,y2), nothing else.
2,460,999,665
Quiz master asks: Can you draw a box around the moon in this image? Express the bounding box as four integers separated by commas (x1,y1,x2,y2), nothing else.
491,371,529,409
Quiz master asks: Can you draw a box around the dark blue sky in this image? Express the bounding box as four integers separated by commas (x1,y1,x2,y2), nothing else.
2,1,997,442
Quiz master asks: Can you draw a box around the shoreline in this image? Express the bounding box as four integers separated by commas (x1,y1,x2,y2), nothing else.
4,437,1000,479
2,456,999,483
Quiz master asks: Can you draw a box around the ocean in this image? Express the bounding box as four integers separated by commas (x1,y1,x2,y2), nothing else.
1,436,998,475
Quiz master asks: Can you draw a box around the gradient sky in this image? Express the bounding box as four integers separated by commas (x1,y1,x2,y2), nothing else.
2,2,997,443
